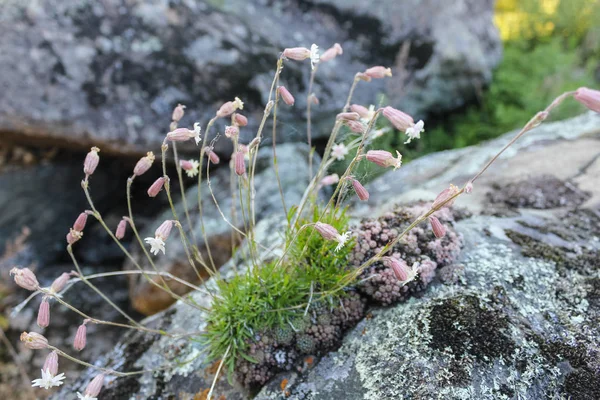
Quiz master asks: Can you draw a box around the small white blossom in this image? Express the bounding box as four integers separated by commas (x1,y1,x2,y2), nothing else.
334,231,351,252
310,44,320,70
192,123,202,145
77,393,97,400
401,262,420,284
404,120,424,144
185,160,200,178
144,237,166,255
32,369,65,389
331,143,349,161
371,126,391,140
233,97,244,110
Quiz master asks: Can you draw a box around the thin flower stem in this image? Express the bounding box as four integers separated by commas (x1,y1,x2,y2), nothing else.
207,344,230,400
75,270,209,294
271,76,288,219
172,141,198,245
306,65,318,179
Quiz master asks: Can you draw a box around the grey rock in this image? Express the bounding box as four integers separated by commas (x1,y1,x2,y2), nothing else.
52,113,600,400
0,0,500,156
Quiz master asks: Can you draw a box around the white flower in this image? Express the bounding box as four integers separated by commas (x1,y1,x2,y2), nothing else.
371,126,391,140
32,369,65,389
331,143,349,161
144,237,166,255
233,97,244,110
185,159,200,178
401,262,420,284
310,44,320,70
404,120,424,144
334,231,351,252
192,122,202,145
77,393,97,400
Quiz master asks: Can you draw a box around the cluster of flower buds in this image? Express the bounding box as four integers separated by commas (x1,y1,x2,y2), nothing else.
67,212,89,245
144,220,173,256
314,222,352,252
365,150,402,170
336,111,365,133
147,177,166,197
574,87,600,113
348,177,369,201
83,147,100,176
133,152,155,177
282,44,320,69
320,43,343,63
382,106,424,144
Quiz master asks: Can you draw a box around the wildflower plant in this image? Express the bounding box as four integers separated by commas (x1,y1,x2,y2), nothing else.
8,39,600,399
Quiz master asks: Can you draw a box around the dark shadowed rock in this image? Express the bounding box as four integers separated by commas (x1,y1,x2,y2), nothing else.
0,0,500,156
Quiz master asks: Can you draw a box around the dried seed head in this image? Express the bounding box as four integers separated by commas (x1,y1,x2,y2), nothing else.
574,87,600,113
43,351,59,376
234,151,246,176
429,216,447,238
20,331,49,349
83,147,100,176
171,104,186,122
155,220,173,241
83,374,105,398
350,177,369,201
336,112,360,121
277,86,295,106
319,43,343,62
282,47,311,61
133,152,155,176
50,272,71,294
73,213,88,232
233,113,248,126
147,177,165,198
365,150,402,170
37,298,50,328
115,219,127,240
66,228,83,245
225,125,239,139
73,322,87,351
10,267,40,291
364,66,392,79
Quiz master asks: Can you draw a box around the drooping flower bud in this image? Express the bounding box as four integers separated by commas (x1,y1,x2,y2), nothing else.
349,177,369,201
206,148,220,164
234,151,246,176
43,351,59,376
345,120,365,134
216,97,244,118
464,181,473,194
155,220,173,241
233,113,248,126
171,104,186,122
574,87,600,113
282,47,311,61
314,222,351,252
20,331,49,349
180,159,199,178
73,213,88,232
66,228,83,245
166,126,201,145
147,177,165,197
82,374,105,398
83,147,100,176
309,93,319,105
50,272,71,294
225,125,239,139
10,267,40,291
365,150,402,170
382,257,415,282
277,86,295,106
73,322,87,351
429,216,447,238
319,173,339,187
115,218,127,239
382,106,415,131
431,184,460,209
350,104,371,119
319,43,343,62
133,152,155,176
364,66,392,79
37,298,50,328
336,112,360,121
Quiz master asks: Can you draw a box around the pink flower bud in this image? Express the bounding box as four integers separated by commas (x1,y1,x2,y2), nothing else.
73,212,88,232
429,216,446,238
225,125,239,139
336,112,360,121
320,173,339,187
464,181,473,194
382,106,415,132
73,322,87,351
50,272,71,293
155,220,173,241
249,137,260,150
350,104,370,119
314,222,340,241
206,148,220,164
356,72,372,82
180,160,194,171
277,86,295,106
350,178,369,201
83,147,100,176
431,184,460,209
115,219,127,239
382,257,411,281
282,47,311,61
364,66,392,79
9,267,39,291
20,331,49,349
216,97,244,118
320,43,343,62
309,94,319,105
43,351,59,376
234,151,246,176
133,152,155,176
83,374,105,398
166,128,194,142
233,113,248,126
345,120,365,134
171,104,186,122
574,87,600,113
66,228,83,245
365,150,402,170
147,177,165,197
37,298,50,328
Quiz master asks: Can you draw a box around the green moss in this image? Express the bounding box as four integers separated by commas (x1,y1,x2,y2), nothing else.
505,229,567,264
